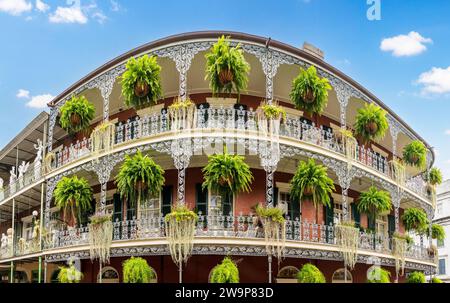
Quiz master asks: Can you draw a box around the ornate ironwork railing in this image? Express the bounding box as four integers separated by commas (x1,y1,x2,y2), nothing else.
0,161,43,204
42,214,433,263
49,106,429,200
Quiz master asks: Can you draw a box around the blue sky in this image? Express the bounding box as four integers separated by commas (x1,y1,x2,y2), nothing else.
1,0,450,177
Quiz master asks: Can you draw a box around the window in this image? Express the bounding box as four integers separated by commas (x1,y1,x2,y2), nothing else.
332,268,352,283
439,259,446,275
139,193,161,220
276,266,299,283
376,215,388,236
278,192,300,220
97,266,120,283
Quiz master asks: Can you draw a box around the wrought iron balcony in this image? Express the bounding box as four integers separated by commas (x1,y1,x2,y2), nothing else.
41,214,434,264
48,106,430,201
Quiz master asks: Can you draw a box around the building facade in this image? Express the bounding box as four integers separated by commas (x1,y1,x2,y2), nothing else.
0,31,437,283
434,180,450,282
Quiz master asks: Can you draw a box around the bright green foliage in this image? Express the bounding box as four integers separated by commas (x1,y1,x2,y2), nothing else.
209,257,239,283
261,103,286,120
393,232,414,246
205,36,250,96
297,263,326,283
54,176,93,226
367,266,391,283
121,55,163,109
432,277,443,283
357,186,392,220
431,224,446,241
255,204,285,224
427,167,443,186
57,264,83,283
290,159,335,208
289,66,332,116
122,257,155,283
165,204,198,223
407,271,426,283
115,151,165,208
59,95,95,134
202,148,253,196
354,103,389,143
402,208,429,233
403,140,427,169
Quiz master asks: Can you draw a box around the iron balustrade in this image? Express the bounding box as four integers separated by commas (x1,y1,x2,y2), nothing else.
47,106,429,200
41,214,433,263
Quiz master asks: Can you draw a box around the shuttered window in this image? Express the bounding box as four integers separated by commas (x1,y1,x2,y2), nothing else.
161,185,173,216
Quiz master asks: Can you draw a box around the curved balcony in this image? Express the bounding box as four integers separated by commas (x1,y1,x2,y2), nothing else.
38,214,434,268
47,105,431,205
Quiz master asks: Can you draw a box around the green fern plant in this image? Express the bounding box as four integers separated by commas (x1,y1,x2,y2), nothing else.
290,159,335,209
403,140,427,169
122,257,155,283
54,176,93,226
354,103,389,143
115,151,165,208
121,55,163,109
289,66,332,116
297,263,326,283
367,266,391,283
401,207,429,233
407,271,426,283
432,277,443,283
255,204,285,224
164,204,198,223
202,147,253,196
59,95,95,134
205,36,250,98
357,186,392,221
427,167,443,186
261,102,286,120
57,264,83,283
431,224,446,241
209,257,239,283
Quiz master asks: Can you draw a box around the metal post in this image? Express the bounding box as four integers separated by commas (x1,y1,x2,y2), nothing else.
268,255,272,283
10,261,14,283
179,261,183,283
44,260,47,283
11,198,15,258
38,256,42,283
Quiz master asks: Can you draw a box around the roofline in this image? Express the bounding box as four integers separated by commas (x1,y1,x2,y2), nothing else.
0,111,48,162
47,30,434,160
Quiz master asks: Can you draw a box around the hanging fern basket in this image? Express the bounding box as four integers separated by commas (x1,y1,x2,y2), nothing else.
335,222,359,270
219,69,234,86
255,205,286,261
70,113,81,126
88,213,113,265
164,205,198,266
365,121,378,135
303,87,315,104
134,80,150,98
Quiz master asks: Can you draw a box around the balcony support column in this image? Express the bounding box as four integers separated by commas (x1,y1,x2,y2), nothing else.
45,176,62,229
334,164,356,222
47,107,58,153
265,170,275,207
388,116,401,157
333,81,352,128
170,138,193,205
154,43,211,101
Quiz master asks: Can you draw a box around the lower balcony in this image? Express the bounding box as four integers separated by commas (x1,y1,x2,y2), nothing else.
39,215,435,270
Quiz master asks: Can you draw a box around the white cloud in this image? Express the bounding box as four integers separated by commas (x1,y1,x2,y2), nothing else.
380,31,432,57
35,0,49,12
110,0,119,11
92,11,106,24
0,0,32,16
49,2,87,24
16,89,30,99
26,94,54,108
417,66,450,95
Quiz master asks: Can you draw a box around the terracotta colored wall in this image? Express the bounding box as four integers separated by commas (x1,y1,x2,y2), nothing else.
80,255,405,283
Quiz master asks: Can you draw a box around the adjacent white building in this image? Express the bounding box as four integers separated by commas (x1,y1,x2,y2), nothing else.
435,179,450,282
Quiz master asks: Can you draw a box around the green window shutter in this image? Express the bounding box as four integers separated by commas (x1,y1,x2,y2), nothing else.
273,187,279,207
388,215,395,236
351,203,361,228
290,196,300,220
113,193,122,222
126,198,136,220
195,183,208,216
161,186,173,216
368,215,375,231
222,192,233,216
324,196,334,226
